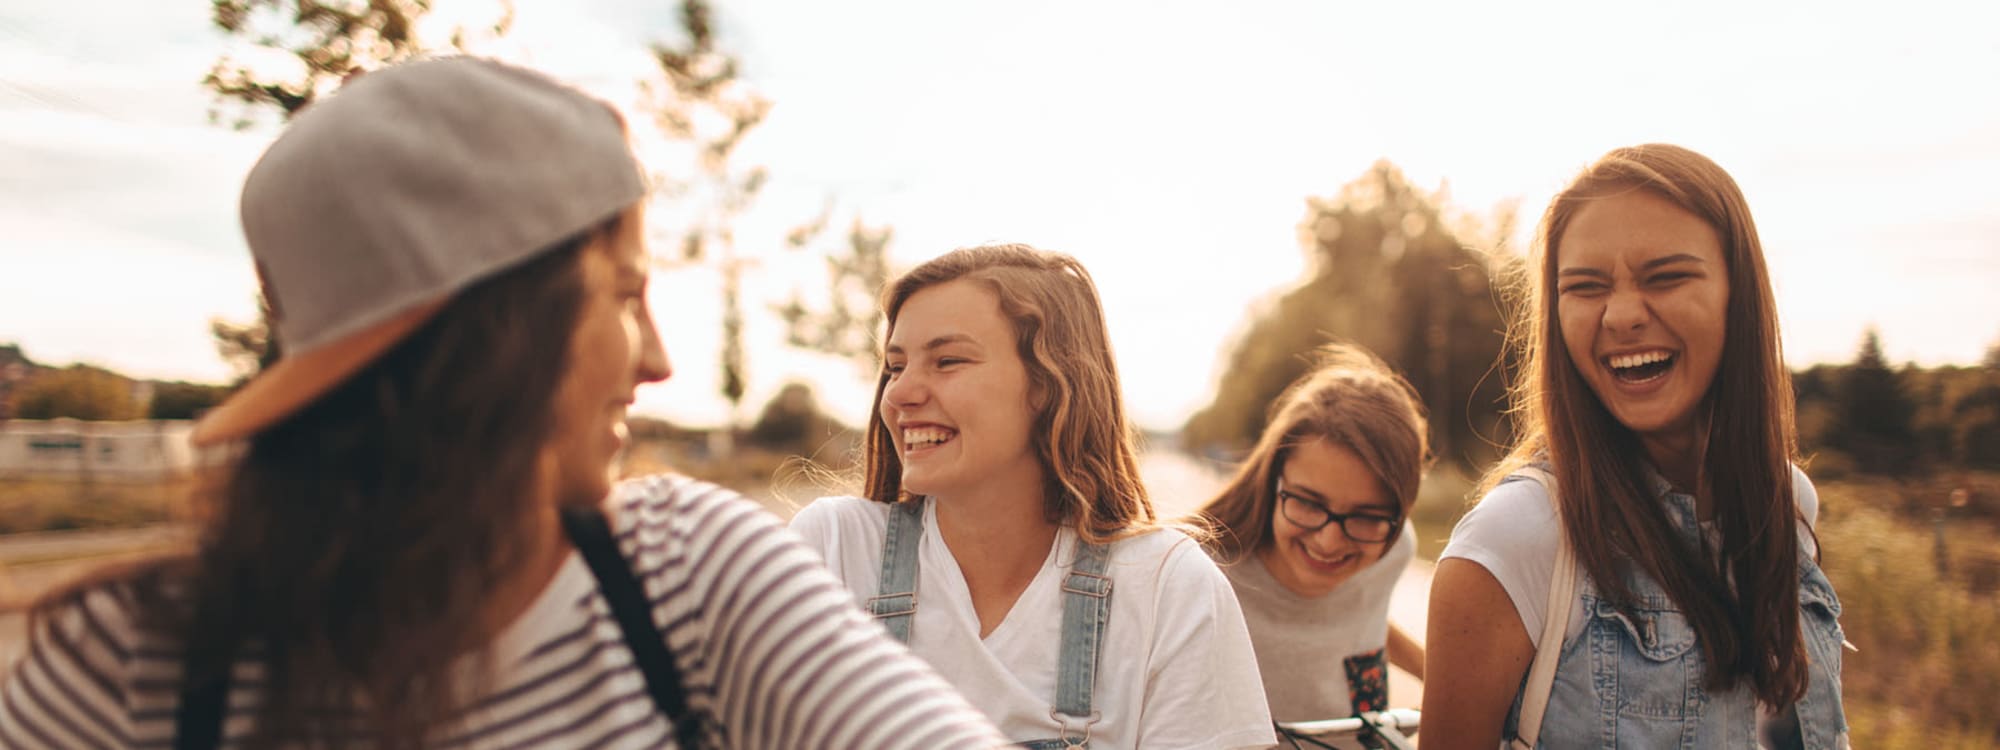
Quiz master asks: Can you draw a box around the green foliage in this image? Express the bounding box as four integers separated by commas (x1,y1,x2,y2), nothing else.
1183,161,1511,470
201,0,512,373
641,0,771,420
1798,330,1999,474
8,365,144,421
774,210,894,373
202,0,513,129
210,304,279,382
147,381,230,420
1827,329,1920,474
746,381,855,459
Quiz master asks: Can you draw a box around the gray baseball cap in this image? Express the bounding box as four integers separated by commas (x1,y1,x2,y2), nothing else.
192,56,645,446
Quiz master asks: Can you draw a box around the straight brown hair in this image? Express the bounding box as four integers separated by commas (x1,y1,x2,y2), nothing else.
861,244,1155,543
29,216,619,748
1488,143,1809,706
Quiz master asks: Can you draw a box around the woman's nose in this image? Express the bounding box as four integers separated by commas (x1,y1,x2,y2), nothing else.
1601,288,1651,333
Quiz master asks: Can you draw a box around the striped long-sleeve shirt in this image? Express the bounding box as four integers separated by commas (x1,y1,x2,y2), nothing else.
0,474,1008,749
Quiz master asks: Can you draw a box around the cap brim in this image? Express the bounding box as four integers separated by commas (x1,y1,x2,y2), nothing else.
190,300,448,447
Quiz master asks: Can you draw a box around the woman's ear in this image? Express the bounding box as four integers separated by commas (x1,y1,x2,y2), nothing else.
1027,374,1051,413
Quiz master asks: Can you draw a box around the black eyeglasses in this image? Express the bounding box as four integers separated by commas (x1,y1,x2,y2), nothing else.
1275,477,1401,543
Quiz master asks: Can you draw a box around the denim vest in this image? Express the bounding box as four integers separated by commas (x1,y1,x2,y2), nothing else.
1506,474,1849,749
869,500,1113,749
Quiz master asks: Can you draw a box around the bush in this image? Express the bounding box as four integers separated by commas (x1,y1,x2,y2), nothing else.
1816,482,2000,748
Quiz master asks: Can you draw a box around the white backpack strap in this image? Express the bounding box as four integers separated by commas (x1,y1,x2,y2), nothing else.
1510,467,1575,750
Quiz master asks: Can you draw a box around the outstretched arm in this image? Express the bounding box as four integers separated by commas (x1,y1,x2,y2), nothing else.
1420,558,1534,750
1386,621,1425,681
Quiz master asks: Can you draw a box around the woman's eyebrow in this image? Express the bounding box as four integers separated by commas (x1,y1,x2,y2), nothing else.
885,333,978,357
1640,253,1706,271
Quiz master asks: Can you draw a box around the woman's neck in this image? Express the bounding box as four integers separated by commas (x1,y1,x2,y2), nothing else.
470,493,573,649
1639,428,1709,515
931,469,1061,636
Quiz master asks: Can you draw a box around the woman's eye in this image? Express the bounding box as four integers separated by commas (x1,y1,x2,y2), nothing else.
883,363,905,376
1559,282,1606,295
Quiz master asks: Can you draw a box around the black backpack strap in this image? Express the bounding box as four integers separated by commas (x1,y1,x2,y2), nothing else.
172,508,698,749
561,505,702,748
172,654,230,750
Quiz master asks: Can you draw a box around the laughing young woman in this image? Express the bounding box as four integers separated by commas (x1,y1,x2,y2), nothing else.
1189,344,1429,725
790,245,1276,750
1422,144,1848,749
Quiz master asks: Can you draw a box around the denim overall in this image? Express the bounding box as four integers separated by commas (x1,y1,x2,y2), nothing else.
1505,473,1850,749
870,500,1113,749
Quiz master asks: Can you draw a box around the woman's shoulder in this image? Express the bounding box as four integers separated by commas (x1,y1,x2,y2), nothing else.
787,494,892,538
1448,476,1568,568
1790,463,1820,528
3,574,174,737
1106,525,1234,593
613,473,756,524
791,494,887,522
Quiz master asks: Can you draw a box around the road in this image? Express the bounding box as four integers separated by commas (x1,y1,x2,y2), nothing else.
1,452,1434,708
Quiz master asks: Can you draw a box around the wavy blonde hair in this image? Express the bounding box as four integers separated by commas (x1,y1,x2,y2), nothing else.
861,244,1155,543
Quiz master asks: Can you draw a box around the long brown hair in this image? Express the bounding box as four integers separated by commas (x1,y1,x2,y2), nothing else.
1487,143,1808,706
861,244,1154,543
1193,343,1431,563
30,216,619,748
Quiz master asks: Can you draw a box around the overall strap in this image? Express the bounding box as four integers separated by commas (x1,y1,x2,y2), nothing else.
560,506,703,749
1510,467,1574,750
868,499,926,643
1051,536,1114,745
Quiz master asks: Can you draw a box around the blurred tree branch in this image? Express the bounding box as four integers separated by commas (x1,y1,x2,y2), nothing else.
200,0,514,377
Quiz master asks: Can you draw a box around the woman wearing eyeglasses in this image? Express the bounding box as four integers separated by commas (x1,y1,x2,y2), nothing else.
1189,344,1431,725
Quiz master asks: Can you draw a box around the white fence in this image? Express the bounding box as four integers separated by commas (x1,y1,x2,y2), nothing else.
0,420,202,481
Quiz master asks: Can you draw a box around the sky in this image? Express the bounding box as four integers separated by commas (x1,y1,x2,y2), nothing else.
2,0,1997,430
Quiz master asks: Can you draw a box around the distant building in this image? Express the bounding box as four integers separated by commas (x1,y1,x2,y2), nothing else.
0,419,218,481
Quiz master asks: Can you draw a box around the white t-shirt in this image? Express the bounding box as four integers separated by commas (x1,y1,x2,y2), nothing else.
1219,525,1414,722
790,496,1277,750
1439,466,1820,648
0,476,1007,749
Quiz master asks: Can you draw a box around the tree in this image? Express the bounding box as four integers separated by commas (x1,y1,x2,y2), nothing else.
1182,161,1511,470
9,366,144,421
1828,329,1920,474
746,381,849,454
640,0,772,431
774,207,894,373
204,0,514,129
1952,381,2000,469
203,0,514,372
211,291,281,384
149,381,231,420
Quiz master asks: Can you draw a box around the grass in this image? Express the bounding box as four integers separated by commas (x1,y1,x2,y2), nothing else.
1404,467,2000,747
0,477,188,535
4,455,1994,746
1814,478,2000,749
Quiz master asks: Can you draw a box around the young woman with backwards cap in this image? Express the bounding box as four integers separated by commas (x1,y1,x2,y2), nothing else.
0,57,1006,750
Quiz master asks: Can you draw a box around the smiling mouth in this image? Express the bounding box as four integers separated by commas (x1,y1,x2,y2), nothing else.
1604,350,1677,384
1298,541,1359,570
902,426,957,451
